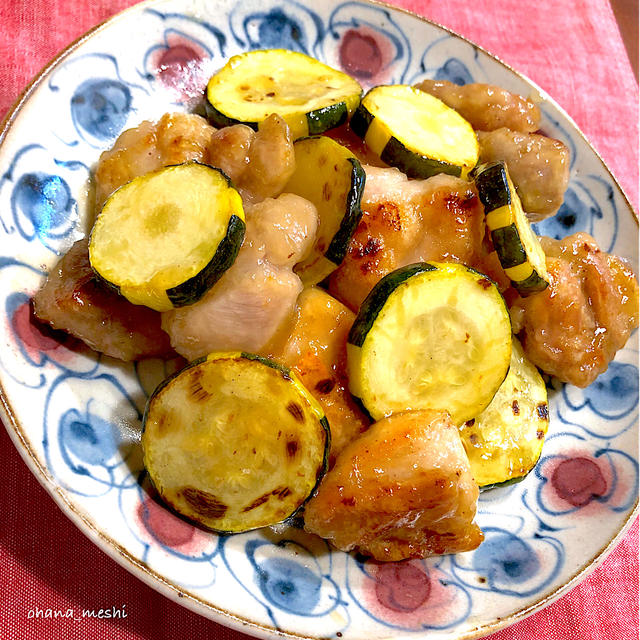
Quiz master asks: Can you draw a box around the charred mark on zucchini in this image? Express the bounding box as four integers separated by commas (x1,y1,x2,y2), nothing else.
181,487,228,519
287,440,299,457
512,400,520,415
537,403,549,420
315,378,336,393
287,402,305,423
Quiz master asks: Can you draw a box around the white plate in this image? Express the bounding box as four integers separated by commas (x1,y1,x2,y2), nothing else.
0,0,637,638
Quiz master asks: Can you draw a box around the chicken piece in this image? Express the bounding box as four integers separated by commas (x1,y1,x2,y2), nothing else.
235,114,296,204
271,287,370,464
304,410,483,561
94,112,217,211
510,233,639,387
415,79,541,133
477,128,570,221
328,167,487,311
162,194,318,360
32,239,173,361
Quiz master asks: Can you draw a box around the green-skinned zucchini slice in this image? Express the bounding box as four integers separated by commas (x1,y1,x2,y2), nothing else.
350,84,479,179
284,136,366,285
89,162,245,312
205,49,362,140
142,352,330,533
459,337,549,488
472,161,549,296
347,262,512,424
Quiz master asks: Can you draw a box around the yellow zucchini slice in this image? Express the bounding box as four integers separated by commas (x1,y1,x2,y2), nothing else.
459,337,549,488
205,49,362,140
142,352,330,533
284,136,366,285
89,162,245,312
347,262,511,424
472,161,550,296
350,84,479,179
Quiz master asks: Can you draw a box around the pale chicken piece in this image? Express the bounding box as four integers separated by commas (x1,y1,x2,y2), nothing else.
161,194,318,360
477,128,570,221
304,410,483,561
94,112,217,211
235,114,296,204
510,233,639,387
328,167,488,311
32,239,173,361
415,79,541,132
270,287,370,464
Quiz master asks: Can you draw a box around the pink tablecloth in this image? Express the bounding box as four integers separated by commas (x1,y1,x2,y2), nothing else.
0,0,638,638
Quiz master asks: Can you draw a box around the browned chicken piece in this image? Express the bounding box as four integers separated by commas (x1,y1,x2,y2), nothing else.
477,128,570,221
328,167,488,312
415,79,541,133
94,112,217,211
32,239,173,361
234,114,296,204
304,410,483,561
270,287,370,464
510,233,639,387
93,112,295,212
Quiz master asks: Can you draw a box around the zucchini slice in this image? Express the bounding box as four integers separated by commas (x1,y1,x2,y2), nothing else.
347,262,512,424
472,161,549,296
284,136,366,285
142,352,330,533
350,84,479,179
89,162,245,312
459,337,549,488
205,49,363,140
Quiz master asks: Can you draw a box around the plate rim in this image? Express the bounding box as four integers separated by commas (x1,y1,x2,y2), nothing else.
0,0,637,638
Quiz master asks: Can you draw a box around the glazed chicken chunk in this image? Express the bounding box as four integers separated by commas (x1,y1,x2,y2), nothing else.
271,287,370,463
510,232,639,387
477,128,570,221
304,410,484,561
415,79,541,132
32,238,173,361
93,112,295,209
328,167,491,311
161,193,318,360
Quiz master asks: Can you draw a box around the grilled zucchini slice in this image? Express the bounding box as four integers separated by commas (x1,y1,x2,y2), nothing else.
347,262,511,424
459,337,549,488
472,161,549,296
205,49,362,140
142,352,330,533
350,84,479,179
284,136,365,285
89,162,245,312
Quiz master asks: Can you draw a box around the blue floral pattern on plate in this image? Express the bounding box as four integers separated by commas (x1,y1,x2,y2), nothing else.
0,0,636,638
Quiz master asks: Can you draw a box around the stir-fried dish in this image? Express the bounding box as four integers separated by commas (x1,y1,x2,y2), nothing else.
32,49,639,562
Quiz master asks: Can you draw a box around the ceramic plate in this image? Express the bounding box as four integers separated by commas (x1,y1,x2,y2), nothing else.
0,0,637,638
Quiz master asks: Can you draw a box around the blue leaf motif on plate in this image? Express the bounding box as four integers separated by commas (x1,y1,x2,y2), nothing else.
229,0,324,55
451,525,564,598
70,79,132,142
411,35,486,85
59,406,119,466
533,175,617,253
0,144,84,251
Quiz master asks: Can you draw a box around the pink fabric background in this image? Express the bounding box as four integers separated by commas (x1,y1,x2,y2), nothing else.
0,0,637,638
